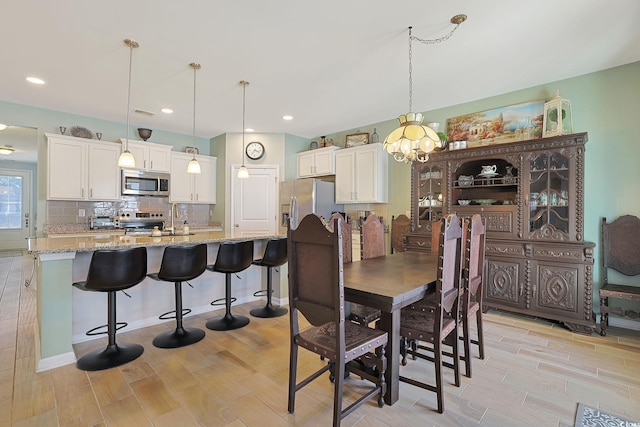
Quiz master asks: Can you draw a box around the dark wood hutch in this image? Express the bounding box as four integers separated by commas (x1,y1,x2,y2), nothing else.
407,132,595,334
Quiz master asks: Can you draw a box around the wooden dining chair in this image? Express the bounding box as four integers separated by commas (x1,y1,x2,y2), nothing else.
287,214,388,427
398,213,463,414
349,214,385,326
459,214,486,378
390,214,411,254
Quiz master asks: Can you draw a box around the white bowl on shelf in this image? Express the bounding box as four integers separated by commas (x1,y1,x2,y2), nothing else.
458,200,471,205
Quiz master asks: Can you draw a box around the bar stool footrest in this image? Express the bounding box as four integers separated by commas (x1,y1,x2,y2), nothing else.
253,289,272,298
159,308,192,320
86,321,127,337
211,297,237,306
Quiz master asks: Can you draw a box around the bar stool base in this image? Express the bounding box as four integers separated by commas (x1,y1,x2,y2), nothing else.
76,343,144,371
153,327,205,348
250,304,288,318
206,314,250,331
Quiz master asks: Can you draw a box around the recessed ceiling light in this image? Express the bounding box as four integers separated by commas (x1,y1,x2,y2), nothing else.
282,115,293,121
161,108,173,114
245,128,254,133
0,146,15,155
26,76,45,85
0,124,7,131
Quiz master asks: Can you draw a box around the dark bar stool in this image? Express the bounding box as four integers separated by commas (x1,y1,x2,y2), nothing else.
147,244,207,348
206,240,254,330
250,238,288,318
72,247,147,371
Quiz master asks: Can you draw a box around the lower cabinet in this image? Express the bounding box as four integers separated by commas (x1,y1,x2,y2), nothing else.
484,240,596,333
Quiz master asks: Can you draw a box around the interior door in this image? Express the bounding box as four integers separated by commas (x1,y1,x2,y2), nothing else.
231,165,278,235
0,169,32,250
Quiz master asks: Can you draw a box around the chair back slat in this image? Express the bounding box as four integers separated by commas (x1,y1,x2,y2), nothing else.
327,213,352,264
288,214,344,327
361,214,385,259
602,215,640,277
391,214,411,254
466,214,486,298
438,214,463,315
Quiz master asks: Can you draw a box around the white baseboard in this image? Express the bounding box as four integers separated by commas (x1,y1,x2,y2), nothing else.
37,351,77,372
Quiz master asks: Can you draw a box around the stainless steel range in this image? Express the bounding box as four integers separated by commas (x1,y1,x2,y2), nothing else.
117,211,166,235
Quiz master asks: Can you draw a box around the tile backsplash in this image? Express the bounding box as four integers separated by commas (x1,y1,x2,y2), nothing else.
45,197,213,233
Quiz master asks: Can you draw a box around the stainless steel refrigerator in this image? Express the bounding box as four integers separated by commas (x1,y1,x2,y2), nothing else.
280,178,343,233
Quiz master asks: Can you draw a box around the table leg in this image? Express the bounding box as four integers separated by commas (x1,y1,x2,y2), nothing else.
378,310,400,405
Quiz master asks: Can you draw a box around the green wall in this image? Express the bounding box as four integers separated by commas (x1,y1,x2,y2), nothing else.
323,61,640,301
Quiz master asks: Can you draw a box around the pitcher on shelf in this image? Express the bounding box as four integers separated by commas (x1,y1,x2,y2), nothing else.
480,165,497,175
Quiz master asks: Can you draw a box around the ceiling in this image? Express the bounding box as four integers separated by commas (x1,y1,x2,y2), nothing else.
1,0,640,144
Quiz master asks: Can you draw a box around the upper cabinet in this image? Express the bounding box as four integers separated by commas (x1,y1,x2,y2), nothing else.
47,133,120,201
335,143,388,204
297,146,339,178
117,139,172,172
169,152,216,204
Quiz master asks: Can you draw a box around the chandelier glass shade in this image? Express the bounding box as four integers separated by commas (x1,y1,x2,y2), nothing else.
384,112,441,163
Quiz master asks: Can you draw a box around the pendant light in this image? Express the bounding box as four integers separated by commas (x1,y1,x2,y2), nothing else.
383,16,466,163
237,80,250,179
186,62,202,174
118,38,139,168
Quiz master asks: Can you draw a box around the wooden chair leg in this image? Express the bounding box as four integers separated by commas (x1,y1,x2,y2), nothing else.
461,313,472,377
333,361,345,427
476,311,485,360
288,343,298,414
434,338,444,414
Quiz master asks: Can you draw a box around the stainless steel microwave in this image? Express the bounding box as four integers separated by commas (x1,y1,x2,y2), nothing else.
121,170,170,197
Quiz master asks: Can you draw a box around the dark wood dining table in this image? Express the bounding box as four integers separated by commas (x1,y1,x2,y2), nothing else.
342,251,439,405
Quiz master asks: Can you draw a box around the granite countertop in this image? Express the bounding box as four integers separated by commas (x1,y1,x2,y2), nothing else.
29,230,283,255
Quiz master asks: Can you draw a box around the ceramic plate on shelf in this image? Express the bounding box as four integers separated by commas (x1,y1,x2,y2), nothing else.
474,199,497,205
477,172,500,178
69,126,94,139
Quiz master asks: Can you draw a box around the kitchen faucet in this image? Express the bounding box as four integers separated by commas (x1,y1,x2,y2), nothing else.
166,203,178,235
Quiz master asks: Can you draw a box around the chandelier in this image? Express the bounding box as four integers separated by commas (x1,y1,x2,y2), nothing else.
384,15,467,163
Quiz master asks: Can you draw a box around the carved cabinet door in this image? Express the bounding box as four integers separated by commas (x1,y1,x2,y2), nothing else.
529,260,583,319
485,256,528,310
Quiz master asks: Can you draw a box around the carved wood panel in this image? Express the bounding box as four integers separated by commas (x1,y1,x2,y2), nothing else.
486,259,522,306
535,264,579,314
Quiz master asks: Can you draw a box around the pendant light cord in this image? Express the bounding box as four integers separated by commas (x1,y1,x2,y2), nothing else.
240,80,249,166
406,15,467,114
126,42,133,148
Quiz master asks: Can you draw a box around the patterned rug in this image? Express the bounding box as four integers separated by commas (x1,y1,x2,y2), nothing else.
575,403,639,427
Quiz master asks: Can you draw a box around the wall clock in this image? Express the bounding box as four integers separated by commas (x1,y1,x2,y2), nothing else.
246,141,265,160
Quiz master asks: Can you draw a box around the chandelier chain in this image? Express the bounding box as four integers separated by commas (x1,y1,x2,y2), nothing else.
407,19,463,114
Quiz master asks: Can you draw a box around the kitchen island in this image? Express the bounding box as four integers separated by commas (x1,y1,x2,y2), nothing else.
28,231,283,372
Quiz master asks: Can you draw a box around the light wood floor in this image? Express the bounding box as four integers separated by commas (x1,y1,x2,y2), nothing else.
1,254,639,427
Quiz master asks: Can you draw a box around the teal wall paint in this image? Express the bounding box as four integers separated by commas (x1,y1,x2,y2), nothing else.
284,134,310,181
210,133,227,225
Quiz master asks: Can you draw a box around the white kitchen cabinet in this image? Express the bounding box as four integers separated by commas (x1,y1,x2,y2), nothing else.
47,133,120,201
297,146,339,178
335,143,388,204
117,139,172,172
169,152,216,204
